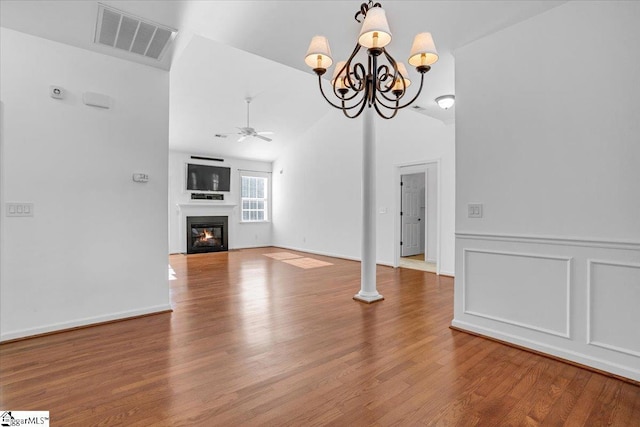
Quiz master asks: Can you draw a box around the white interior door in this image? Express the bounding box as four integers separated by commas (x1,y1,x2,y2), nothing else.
401,173,423,256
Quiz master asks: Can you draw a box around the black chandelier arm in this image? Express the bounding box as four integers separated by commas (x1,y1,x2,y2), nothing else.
335,65,366,101
317,75,350,110
393,72,427,110
343,92,369,112
331,62,364,102
342,94,369,119
372,90,404,112
355,1,382,23
318,75,369,112
374,64,395,94
372,98,400,120
376,49,401,93
370,69,426,113
334,85,363,103
376,69,408,103
382,49,406,94
377,78,408,103
343,45,366,92
377,89,402,104
349,62,367,92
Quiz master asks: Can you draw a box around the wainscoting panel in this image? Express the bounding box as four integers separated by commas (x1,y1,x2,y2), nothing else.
463,249,570,338
588,260,640,357
454,232,640,382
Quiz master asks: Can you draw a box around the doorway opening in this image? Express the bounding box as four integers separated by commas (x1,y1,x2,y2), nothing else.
396,161,440,274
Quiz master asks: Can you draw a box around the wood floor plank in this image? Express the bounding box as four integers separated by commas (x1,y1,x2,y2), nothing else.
1,248,638,426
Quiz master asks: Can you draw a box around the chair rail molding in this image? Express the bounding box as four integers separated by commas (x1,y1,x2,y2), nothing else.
456,231,640,251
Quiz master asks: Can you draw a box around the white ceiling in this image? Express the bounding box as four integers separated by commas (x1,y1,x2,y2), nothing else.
0,0,566,162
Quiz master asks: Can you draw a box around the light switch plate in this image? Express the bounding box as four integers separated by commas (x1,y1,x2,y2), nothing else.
468,203,483,218
132,173,149,183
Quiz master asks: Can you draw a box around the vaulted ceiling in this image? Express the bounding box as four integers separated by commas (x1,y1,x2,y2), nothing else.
0,0,566,161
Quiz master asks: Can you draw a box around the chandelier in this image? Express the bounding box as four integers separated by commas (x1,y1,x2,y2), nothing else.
305,1,438,119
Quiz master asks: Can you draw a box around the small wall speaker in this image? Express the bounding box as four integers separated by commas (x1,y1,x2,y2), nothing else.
83,92,111,109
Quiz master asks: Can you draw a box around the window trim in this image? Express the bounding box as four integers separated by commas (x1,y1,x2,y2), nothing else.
239,172,270,223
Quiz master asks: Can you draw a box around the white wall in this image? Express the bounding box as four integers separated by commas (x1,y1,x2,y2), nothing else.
168,151,272,253
0,28,170,341
454,1,640,381
272,107,455,274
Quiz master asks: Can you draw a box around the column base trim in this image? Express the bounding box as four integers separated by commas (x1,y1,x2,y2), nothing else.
353,293,384,304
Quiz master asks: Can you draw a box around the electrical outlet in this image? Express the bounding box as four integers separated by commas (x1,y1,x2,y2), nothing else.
468,203,483,218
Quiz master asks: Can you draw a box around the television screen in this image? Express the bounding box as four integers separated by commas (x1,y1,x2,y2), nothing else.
186,164,231,192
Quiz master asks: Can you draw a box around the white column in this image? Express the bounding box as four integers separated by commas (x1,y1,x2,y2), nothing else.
354,106,384,303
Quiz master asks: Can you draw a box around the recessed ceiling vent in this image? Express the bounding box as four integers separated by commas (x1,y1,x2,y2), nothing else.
95,4,177,60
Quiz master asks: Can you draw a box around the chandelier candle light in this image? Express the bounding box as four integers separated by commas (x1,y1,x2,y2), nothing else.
305,1,438,303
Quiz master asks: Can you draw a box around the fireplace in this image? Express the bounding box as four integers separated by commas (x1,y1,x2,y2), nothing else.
186,216,228,254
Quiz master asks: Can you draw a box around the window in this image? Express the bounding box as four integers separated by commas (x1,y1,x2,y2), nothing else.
241,175,268,222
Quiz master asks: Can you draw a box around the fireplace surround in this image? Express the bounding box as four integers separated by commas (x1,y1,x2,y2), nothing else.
186,216,228,254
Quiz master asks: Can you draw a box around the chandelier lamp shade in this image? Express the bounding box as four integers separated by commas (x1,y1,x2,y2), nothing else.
305,1,438,119
304,35,333,70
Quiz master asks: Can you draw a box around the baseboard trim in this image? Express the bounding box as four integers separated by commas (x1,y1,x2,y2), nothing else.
439,270,455,278
273,245,360,263
450,320,640,384
0,304,173,343
272,245,398,269
234,244,272,250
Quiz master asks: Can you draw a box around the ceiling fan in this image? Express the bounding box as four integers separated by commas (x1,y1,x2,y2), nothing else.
215,98,273,142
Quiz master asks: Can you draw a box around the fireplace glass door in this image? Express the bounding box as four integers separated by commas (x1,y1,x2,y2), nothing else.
186,216,228,254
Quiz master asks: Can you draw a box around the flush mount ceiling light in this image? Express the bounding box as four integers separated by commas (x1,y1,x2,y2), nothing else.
305,0,439,304
435,95,455,110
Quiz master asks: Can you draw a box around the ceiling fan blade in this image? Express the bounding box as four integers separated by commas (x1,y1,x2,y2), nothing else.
254,134,272,142
237,135,248,142
257,131,274,135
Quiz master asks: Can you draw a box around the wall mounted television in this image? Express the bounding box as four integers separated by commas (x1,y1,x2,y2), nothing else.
186,163,231,192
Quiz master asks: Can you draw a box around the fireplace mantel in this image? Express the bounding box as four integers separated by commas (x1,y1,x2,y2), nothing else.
177,202,237,208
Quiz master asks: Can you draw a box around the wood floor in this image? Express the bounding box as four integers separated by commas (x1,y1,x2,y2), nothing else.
1,248,638,426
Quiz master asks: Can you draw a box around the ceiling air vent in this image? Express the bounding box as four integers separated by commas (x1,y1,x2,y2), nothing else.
95,4,177,60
